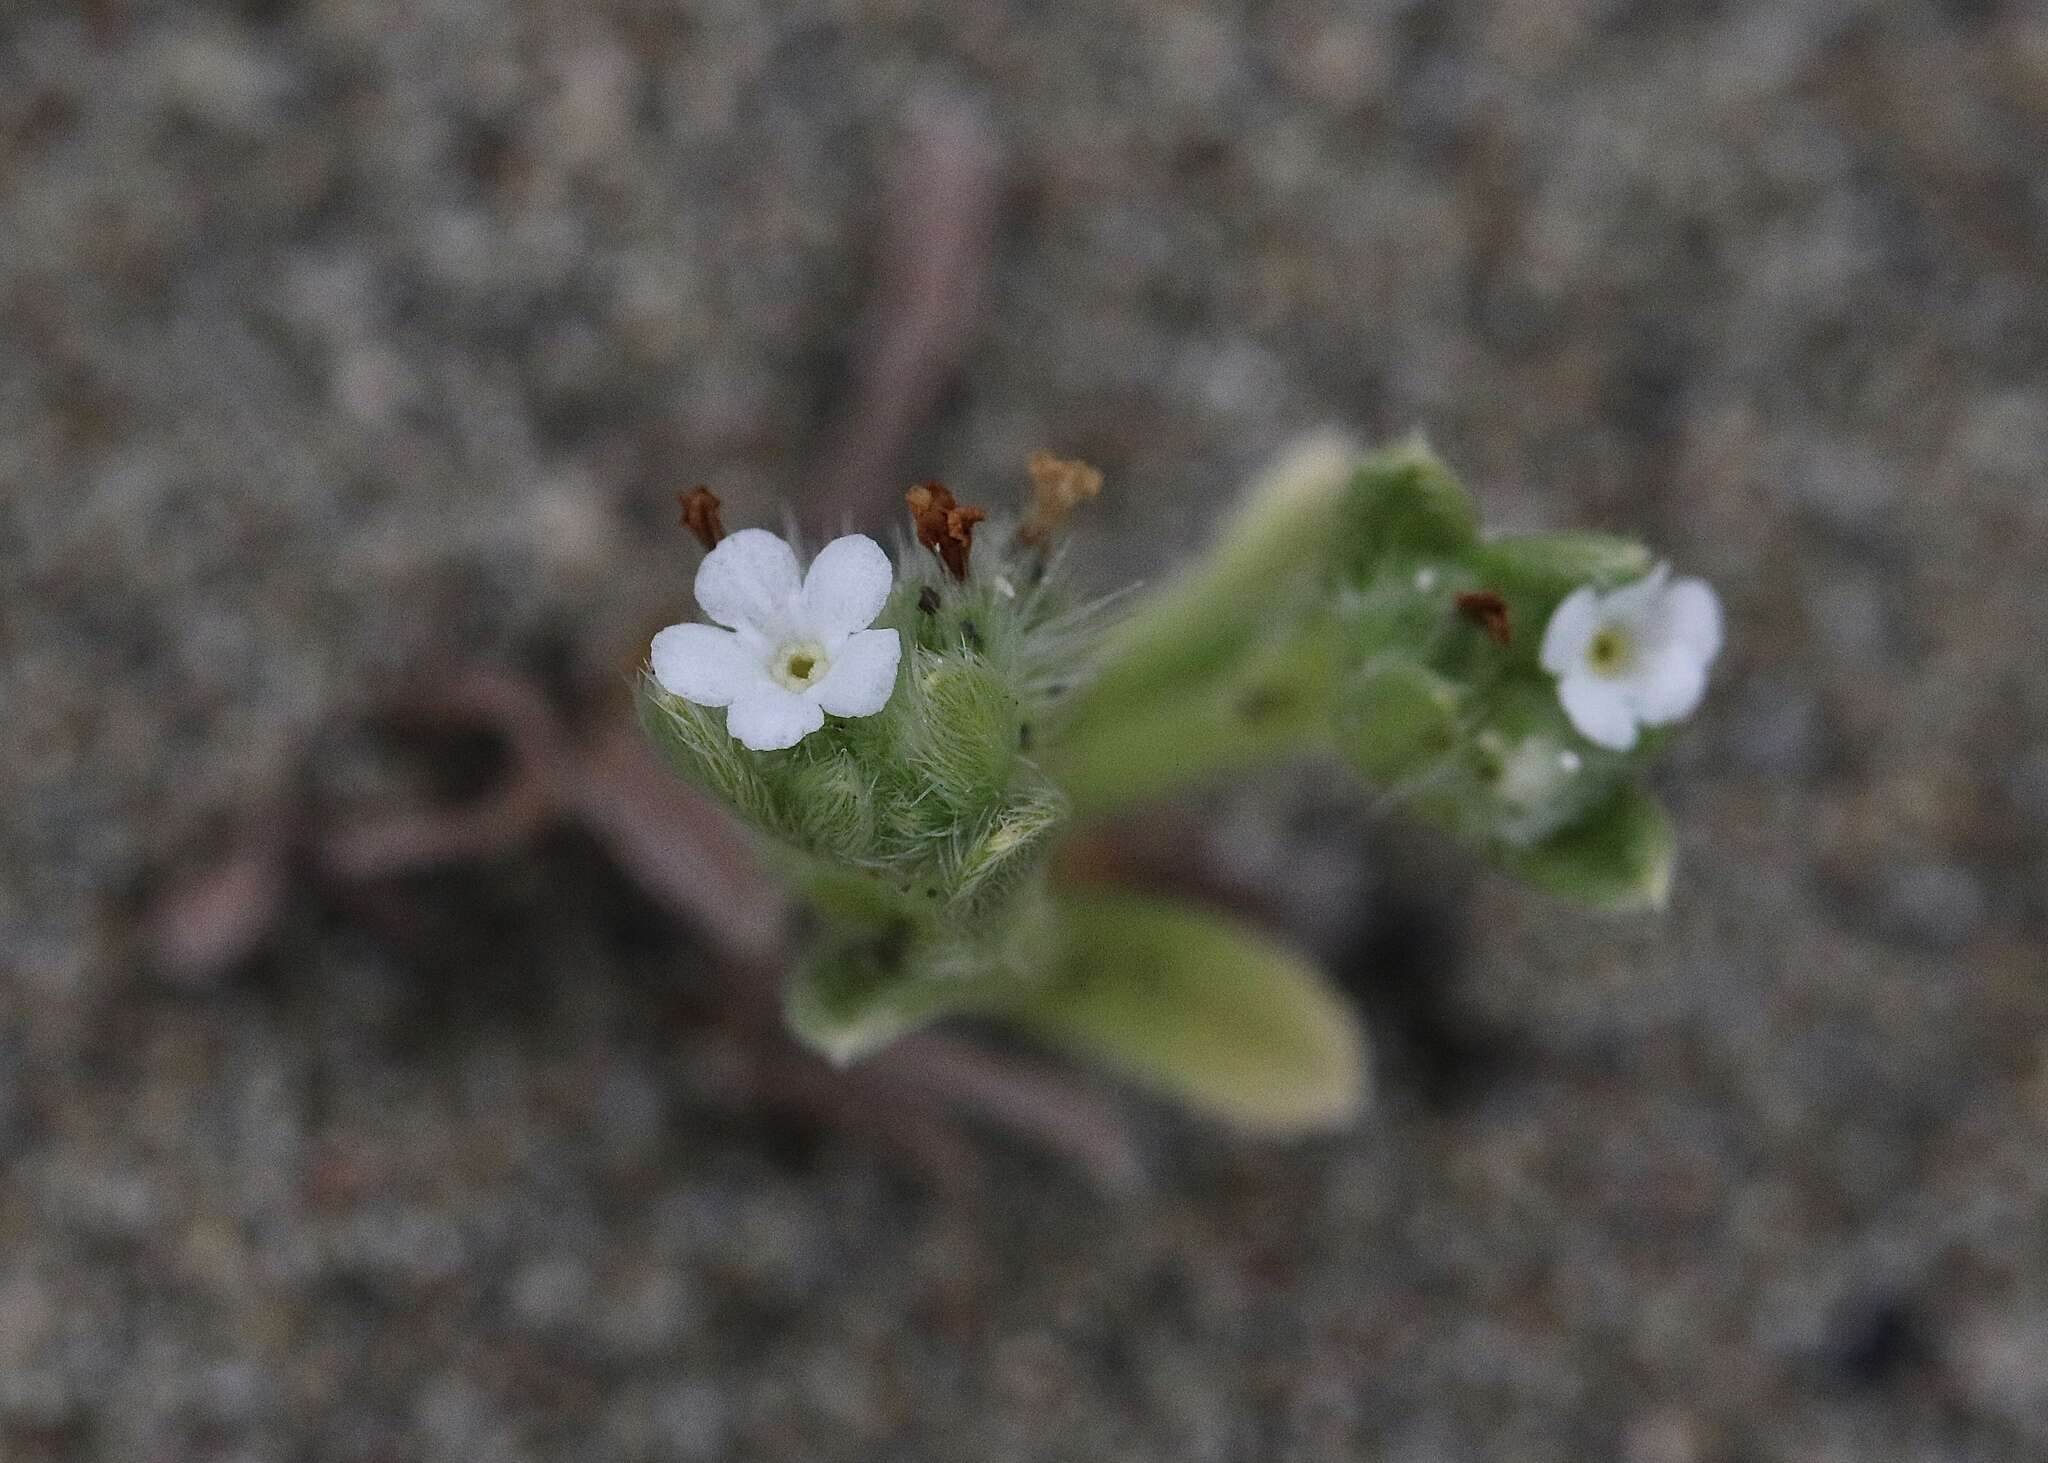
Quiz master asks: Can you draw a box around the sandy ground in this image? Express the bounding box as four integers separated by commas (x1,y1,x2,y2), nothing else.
5,0,2048,1458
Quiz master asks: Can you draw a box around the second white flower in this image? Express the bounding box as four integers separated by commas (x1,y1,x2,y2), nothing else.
1539,564,1722,752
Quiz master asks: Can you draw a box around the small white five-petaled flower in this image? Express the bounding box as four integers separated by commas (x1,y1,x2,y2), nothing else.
1539,564,1723,752
652,529,902,752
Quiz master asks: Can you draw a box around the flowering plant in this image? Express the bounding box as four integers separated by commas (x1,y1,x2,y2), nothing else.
640,440,1720,1130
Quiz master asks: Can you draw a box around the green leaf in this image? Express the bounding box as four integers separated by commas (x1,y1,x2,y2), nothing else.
784,925,1010,1065
1497,780,1676,912
783,885,1061,1063
1014,893,1368,1133
1467,532,1652,595
1342,436,1478,576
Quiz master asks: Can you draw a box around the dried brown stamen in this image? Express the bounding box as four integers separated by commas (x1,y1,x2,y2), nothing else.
676,486,726,550
1019,450,1103,547
905,481,987,582
1455,589,1512,647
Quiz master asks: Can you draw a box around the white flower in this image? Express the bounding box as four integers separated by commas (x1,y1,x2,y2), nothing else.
1539,564,1723,752
651,529,902,752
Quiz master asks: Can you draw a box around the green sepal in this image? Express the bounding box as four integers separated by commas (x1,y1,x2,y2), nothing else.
1013,893,1368,1133
1341,576,1462,664
1460,678,1629,846
1341,437,1478,578
635,680,781,830
1337,658,1466,784
943,775,1069,920
1496,779,1676,912
787,752,877,861
1466,532,1652,596
896,651,1021,823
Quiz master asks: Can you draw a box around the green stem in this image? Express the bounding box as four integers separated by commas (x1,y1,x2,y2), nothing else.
1079,433,1357,721
1053,633,1338,819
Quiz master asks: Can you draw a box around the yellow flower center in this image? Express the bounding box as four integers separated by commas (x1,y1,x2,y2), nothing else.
1587,623,1636,676
774,641,827,691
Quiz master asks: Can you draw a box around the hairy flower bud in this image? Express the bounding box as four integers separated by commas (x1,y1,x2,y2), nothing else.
946,776,1067,920
788,752,877,860
899,654,1021,820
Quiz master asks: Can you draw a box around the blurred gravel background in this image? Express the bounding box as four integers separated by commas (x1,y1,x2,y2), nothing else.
5,0,2048,1458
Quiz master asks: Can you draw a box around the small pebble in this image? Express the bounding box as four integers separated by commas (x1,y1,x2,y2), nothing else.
1726,679,1827,780
651,1379,734,1461
1875,860,1990,951
1954,1311,2048,1431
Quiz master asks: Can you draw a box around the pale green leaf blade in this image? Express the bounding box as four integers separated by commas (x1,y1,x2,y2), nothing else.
1466,532,1653,595
1016,894,1368,1133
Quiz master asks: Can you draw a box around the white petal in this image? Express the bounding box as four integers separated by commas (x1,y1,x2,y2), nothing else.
1656,577,1723,665
801,534,894,641
650,623,766,707
694,528,802,635
726,684,824,751
1630,649,1709,726
1558,673,1640,751
1603,562,1672,627
810,628,901,718
1540,586,1603,675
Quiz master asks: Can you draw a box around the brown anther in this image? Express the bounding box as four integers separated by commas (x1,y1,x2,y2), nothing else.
1019,450,1103,547
1455,589,1512,647
905,481,986,582
676,486,726,550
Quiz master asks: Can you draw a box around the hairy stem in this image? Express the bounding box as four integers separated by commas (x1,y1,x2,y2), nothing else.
1053,633,1337,820
1076,432,1358,722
